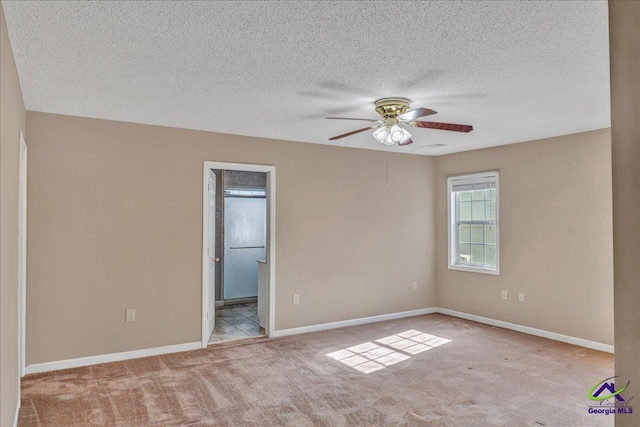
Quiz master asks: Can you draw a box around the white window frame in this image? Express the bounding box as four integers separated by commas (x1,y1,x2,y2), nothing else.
447,171,500,275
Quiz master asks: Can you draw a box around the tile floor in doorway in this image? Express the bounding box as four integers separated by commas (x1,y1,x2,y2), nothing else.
209,302,265,343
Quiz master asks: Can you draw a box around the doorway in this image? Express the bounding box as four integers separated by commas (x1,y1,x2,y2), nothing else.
201,162,276,347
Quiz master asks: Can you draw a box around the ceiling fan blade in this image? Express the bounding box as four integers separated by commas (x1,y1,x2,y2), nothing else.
398,108,437,121
398,138,414,146
414,121,473,133
325,117,380,122
328,125,380,140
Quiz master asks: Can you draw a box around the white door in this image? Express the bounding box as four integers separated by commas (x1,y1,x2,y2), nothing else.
18,133,27,377
206,170,217,338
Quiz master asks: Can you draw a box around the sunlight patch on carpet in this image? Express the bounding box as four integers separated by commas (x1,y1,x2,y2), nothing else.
326,330,451,374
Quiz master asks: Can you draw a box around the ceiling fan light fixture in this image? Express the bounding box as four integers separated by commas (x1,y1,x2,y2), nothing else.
373,126,394,145
389,125,411,144
373,124,411,145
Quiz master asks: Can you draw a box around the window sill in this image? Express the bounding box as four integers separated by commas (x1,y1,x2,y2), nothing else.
448,264,500,276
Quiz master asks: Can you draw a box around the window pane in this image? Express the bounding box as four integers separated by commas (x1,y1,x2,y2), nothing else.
459,224,471,243
472,201,486,221
484,225,496,244
486,200,496,221
459,201,472,221
471,225,484,244
487,188,496,200
459,243,471,263
485,245,497,267
471,244,485,264
459,191,472,202
472,189,486,201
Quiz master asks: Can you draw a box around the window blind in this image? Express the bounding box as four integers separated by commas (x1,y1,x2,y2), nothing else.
449,174,497,192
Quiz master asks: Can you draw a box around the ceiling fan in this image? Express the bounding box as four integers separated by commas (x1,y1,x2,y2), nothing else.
326,97,473,146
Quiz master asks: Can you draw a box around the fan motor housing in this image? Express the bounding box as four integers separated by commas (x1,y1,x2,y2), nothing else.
374,98,411,118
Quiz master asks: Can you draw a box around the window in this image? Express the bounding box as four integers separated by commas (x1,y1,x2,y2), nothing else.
448,171,499,275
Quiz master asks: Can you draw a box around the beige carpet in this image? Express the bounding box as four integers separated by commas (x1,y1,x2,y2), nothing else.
18,314,613,426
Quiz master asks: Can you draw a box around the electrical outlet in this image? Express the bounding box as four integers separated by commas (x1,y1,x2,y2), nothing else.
518,293,525,303
125,309,136,323
412,282,418,291
501,290,508,300
293,294,300,305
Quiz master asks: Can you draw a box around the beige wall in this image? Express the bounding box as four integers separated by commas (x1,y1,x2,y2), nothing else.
436,129,614,345
0,2,26,426
24,110,615,367
609,1,640,426
24,111,437,365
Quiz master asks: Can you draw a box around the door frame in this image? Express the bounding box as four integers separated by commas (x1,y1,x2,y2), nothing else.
205,169,217,340
201,161,276,347
18,132,27,378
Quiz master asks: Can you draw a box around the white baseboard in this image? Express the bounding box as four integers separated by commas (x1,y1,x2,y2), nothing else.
24,341,202,375
22,307,612,376
271,307,438,338
272,306,613,354
436,307,614,354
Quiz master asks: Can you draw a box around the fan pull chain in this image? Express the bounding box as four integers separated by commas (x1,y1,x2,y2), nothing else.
385,158,389,186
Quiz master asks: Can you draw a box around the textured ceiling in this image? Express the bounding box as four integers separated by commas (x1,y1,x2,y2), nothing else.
2,1,610,155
